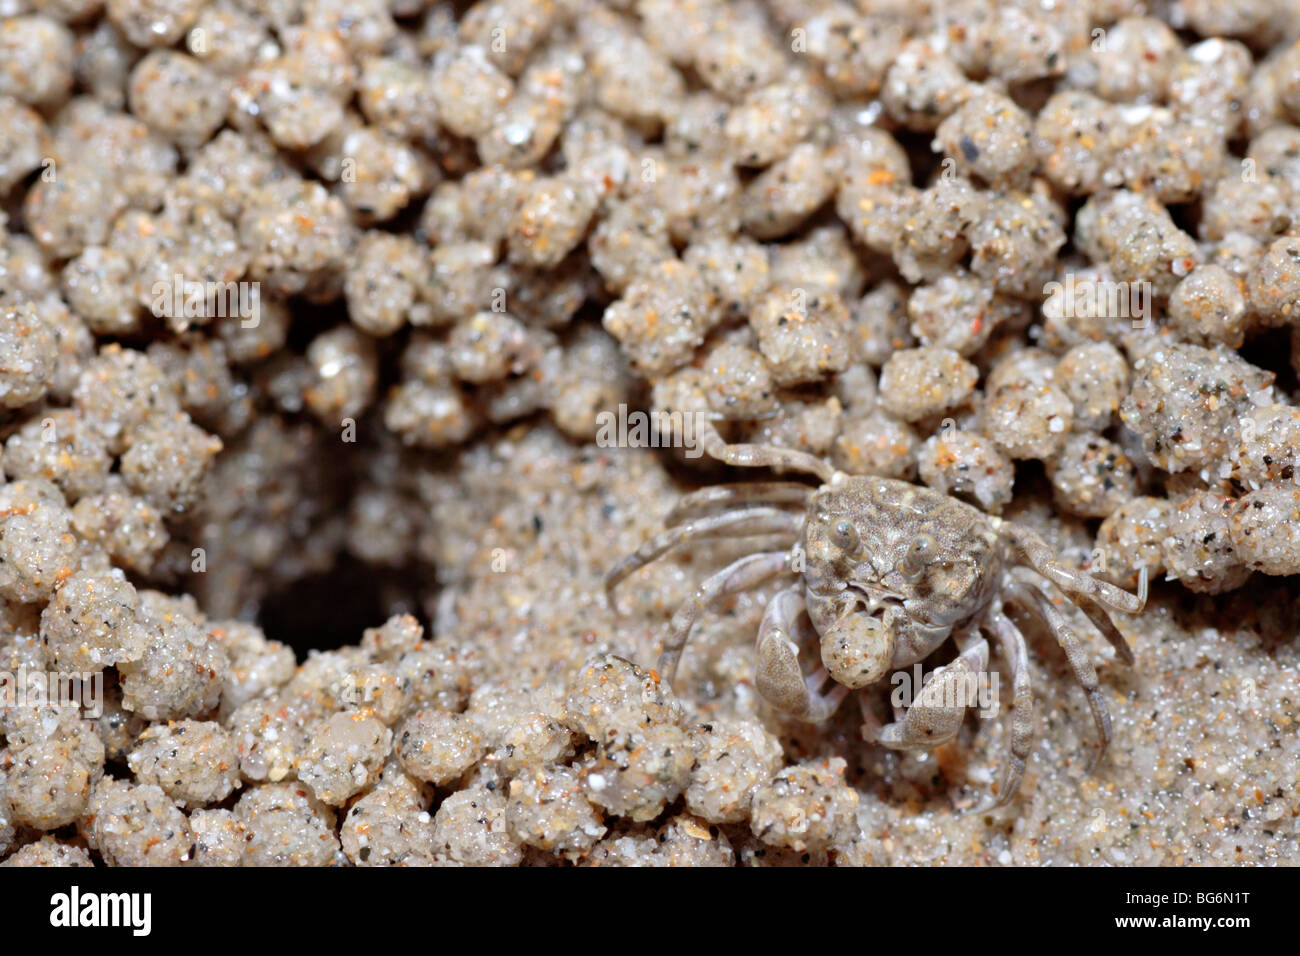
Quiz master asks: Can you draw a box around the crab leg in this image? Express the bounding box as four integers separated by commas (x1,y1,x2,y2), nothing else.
1000,520,1147,615
874,623,988,751
659,550,793,684
973,600,1034,812
664,481,812,526
1006,577,1113,770
754,587,848,722
604,507,803,608
696,419,838,484
1065,590,1136,665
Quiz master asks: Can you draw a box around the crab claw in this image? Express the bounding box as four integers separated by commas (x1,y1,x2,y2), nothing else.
819,606,898,688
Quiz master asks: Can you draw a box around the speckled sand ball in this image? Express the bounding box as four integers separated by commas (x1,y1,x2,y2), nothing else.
1056,342,1129,431
878,346,979,422
127,720,241,809
189,809,247,867
1048,432,1140,518
117,591,228,720
881,40,971,132
749,288,852,387
848,281,914,367
0,478,81,604
890,176,981,284
1169,264,1250,347
935,89,1035,188
832,409,919,480
70,477,169,574
1228,403,1300,486
344,231,425,337
684,718,784,824
106,0,204,48
84,779,191,866
430,45,514,139
589,199,673,295
238,179,353,297
432,784,522,867
1246,237,1300,325
1161,490,1252,594
227,694,315,784
492,710,575,776
983,378,1074,461
7,728,104,830
582,722,697,822
448,311,539,384
384,380,478,448
60,246,140,336
71,345,180,454
119,412,222,513
1229,483,1300,576
906,270,1027,357
1,837,94,868
917,429,1015,514
340,773,436,867
506,763,607,857
602,259,715,375
38,565,148,671
361,613,424,662
1033,92,1123,195
395,640,475,714
303,325,379,425
1121,343,1274,473
836,167,916,257
749,757,859,854
1075,189,1198,299
4,409,111,502
0,96,49,193
696,340,774,418
0,299,58,409
587,814,735,867
394,709,483,787
741,142,838,240
127,51,226,150
968,190,1065,297
753,186,850,267
0,15,75,107
562,655,684,745
236,782,340,867
508,174,600,270
1092,17,1183,104
748,393,844,457
1199,175,1291,246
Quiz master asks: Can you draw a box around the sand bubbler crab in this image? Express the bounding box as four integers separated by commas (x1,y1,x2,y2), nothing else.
607,419,1148,810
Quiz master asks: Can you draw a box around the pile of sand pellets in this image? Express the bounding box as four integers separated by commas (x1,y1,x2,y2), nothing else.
0,0,1297,866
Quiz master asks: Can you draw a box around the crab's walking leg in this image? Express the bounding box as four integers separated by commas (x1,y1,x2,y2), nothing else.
1066,591,1136,666
604,507,803,607
858,694,886,741
754,587,848,722
1001,520,1147,615
1007,578,1112,770
876,624,988,751
665,482,812,526
659,550,792,684
974,602,1034,812
697,420,837,484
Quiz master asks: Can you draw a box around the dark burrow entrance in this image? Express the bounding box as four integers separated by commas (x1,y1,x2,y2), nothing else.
256,553,430,660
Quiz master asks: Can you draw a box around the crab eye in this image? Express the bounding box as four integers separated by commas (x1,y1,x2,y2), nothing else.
832,520,859,552
900,533,937,582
